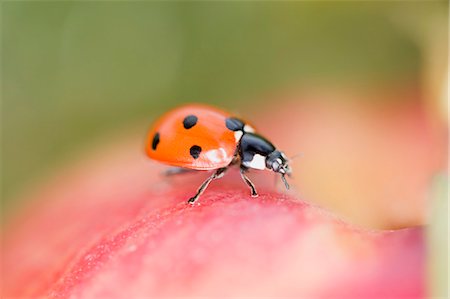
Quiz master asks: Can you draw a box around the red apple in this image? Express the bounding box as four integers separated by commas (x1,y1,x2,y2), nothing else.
3,91,430,298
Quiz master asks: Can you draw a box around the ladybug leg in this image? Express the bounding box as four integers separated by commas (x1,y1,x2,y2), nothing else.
187,167,228,204
239,167,258,197
164,167,195,176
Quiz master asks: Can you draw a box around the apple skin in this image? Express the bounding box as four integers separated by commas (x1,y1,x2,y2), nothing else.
3,149,424,298
3,94,431,298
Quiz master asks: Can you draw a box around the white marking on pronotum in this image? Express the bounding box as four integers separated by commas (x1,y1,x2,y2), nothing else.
244,154,266,170
243,125,255,133
234,130,243,142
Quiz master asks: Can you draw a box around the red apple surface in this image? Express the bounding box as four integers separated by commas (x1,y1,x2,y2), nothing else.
4,90,435,298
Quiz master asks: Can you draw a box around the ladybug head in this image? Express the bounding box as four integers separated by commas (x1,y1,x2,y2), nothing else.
266,150,291,190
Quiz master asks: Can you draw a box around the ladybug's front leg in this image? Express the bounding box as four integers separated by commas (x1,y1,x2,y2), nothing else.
187,167,228,204
239,167,258,197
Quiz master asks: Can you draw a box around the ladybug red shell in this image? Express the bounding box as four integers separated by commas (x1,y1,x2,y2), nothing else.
146,104,242,170
146,104,291,203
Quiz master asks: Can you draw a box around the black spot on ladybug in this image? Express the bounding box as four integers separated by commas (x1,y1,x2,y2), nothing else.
190,145,202,159
152,132,160,150
225,117,244,131
183,115,198,129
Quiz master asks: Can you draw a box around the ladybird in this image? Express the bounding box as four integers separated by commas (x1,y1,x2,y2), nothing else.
146,104,291,203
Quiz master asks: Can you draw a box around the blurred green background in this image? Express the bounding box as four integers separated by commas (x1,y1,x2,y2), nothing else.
1,1,447,208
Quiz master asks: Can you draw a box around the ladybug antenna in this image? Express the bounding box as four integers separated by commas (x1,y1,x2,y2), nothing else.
289,152,303,161
281,173,290,190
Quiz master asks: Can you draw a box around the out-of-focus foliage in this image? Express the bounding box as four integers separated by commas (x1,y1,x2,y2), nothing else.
1,2,447,205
